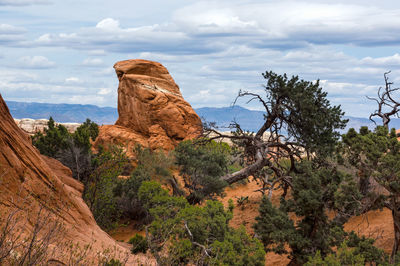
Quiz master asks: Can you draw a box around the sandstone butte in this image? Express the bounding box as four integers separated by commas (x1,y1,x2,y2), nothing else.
94,59,203,157
0,95,153,264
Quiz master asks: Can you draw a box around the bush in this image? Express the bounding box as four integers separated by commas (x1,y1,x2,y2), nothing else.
139,181,265,265
84,145,129,230
32,117,69,157
32,117,99,181
115,145,181,221
174,140,230,204
128,234,148,254
305,242,365,266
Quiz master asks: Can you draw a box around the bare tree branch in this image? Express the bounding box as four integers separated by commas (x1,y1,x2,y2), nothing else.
368,71,400,128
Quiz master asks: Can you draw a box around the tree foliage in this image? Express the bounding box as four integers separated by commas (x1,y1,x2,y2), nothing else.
254,161,384,265
305,242,365,266
128,234,148,254
32,118,99,181
206,71,347,197
83,145,129,230
32,117,69,157
175,140,230,204
114,145,177,221
340,126,400,261
138,181,265,265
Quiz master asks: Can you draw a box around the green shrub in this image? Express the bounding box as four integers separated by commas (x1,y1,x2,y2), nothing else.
139,181,265,265
305,242,365,266
32,117,69,157
115,145,180,221
174,140,230,204
84,145,129,230
128,234,148,254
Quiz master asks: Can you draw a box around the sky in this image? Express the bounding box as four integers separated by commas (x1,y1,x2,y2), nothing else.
1,0,400,117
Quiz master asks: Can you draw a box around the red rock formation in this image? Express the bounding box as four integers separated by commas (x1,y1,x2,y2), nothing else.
94,59,202,156
0,94,150,264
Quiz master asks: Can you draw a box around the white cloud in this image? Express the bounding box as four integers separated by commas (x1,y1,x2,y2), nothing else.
96,18,120,31
16,56,55,69
98,88,111,95
81,58,104,67
0,70,117,107
0,24,26,34
26,2,400,57
65,77,80,83
88,49,106,56
361,54,400,67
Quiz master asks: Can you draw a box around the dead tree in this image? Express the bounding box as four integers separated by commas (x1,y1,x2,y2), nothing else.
368,71,400,129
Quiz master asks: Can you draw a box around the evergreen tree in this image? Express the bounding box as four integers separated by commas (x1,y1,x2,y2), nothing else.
340,126,400,262
32,117,69,157
175,140,230,204
254,161,384,265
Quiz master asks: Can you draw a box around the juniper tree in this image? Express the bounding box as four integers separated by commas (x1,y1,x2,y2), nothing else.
206,71,347,197
337,72,400,263
340,126,400,262
253,161,386,265
174,140,230,204
32,117,69,157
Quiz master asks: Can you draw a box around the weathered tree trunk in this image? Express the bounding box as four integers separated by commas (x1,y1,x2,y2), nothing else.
221,150,267,184
391,206,400,263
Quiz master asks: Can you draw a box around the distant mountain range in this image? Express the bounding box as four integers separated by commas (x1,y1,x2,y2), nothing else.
6,100,400,132
196,106,400,133
6,101,118,124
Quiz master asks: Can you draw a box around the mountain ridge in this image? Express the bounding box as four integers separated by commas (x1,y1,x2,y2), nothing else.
6,100,400,132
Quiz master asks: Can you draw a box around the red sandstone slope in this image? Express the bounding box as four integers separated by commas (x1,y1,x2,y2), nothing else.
0,94,152,264
94,59,202,156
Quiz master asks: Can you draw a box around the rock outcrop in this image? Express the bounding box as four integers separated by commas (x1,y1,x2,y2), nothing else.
14,118,80,135
0,95,150,264
94,59,202,156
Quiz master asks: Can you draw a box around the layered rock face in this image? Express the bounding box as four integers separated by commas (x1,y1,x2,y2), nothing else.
0,95,149,263
14,118,80,135
95,59,202,155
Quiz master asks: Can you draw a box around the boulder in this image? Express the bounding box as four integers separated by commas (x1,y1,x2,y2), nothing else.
94,59,202,156
0,94,151,264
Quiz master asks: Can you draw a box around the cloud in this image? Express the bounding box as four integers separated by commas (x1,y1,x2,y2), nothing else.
96,18,120,31
0,0,51,6
98,88,111,95
88,49,106,56
361,54,400,67
26,1,400,58
81,58,104,67
16,56,55,69
0,24,26,45
4,0,400,118
0,24,26,35
0,69,117,107
65,77,80,83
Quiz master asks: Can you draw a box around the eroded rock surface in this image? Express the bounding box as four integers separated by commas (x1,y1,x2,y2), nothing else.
14,118,80,135
95,59,202,156
0,95,151,264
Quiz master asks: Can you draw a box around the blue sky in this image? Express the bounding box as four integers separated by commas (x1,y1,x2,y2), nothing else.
1,0,400,117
